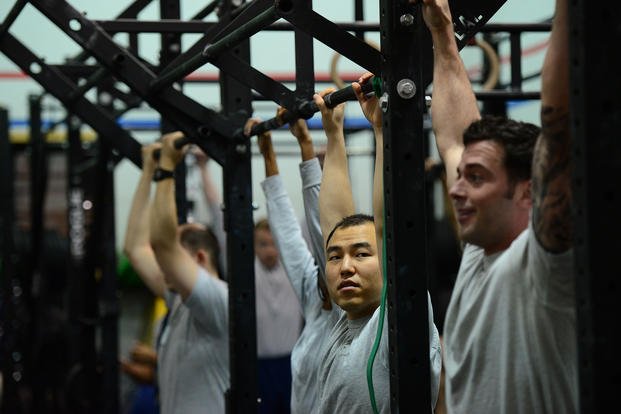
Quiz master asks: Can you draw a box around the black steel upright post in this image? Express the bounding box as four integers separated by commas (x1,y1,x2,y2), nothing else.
159,0,187,224
65,117,98,413
354,0,364,39
293,1,315,102
218,1,257,412
0,106,23,414
28,94,45,306
570,1,621,413
379,1,432,412
94,88,120,414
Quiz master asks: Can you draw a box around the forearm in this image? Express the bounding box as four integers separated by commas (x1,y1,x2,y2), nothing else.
150,177,178,252
298,137,315,162
301,159,326,271
200,165,221,208
532,0,571,253
124,171,153,254
263,151,279,177
319,128,355,242
430,25,480,188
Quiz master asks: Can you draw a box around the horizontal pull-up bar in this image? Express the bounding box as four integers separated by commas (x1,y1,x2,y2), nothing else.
203,6,279,59
245,77,379,138
152,135,191,160
152,78,378,159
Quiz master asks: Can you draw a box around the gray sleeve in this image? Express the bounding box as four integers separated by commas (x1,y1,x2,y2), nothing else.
427,292,442,410
526,220,574,309
184,268,228,336
299,158,326,274
261,174,321,316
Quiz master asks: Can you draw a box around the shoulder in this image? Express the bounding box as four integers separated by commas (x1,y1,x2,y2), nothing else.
187,268,228,303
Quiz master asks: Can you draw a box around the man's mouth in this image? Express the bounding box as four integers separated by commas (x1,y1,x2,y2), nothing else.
338,280,360,291
456,207,475,223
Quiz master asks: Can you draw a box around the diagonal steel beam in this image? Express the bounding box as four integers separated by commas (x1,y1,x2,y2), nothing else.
29,0,235,165
0,32,143,167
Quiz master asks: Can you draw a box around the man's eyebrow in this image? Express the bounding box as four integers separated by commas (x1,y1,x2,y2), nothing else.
327,241,373,254
326,245,342,254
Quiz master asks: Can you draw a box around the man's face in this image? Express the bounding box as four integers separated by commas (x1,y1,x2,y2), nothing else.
254,228,279,269
449,140,530,254
325,222,382,320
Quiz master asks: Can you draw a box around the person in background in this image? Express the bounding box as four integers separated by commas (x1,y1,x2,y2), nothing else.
193,128,302,414
248,107,335,413
124,135,229,414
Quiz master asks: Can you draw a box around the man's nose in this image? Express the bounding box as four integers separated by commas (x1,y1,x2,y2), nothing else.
340,255,355,276
449,177,466,200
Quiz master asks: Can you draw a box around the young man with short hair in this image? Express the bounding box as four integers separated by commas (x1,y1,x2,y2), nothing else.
313,83,442,412
421,0,576,411
125,133,229,414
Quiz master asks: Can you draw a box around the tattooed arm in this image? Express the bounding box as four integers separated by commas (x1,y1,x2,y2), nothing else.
532,0,572,253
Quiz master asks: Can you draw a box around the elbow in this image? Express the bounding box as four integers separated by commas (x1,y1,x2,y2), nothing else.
149,234,167,252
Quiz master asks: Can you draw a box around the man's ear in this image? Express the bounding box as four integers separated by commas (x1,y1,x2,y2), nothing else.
196,249,207,266
516,179,532,210
196,249,217,275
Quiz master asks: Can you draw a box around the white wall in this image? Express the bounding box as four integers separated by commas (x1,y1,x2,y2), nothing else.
0,0,554,249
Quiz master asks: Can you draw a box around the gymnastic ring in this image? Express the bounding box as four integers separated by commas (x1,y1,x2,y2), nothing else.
329,39,380,89
472,37,500,91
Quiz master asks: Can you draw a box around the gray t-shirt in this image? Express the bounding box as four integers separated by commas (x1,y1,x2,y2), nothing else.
157,268,229,414
255,256,303,357
317,297,442,413
443,222,576,413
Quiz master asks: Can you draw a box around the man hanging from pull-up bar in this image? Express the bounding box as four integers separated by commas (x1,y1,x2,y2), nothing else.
419,0,577,411
313,79,442,413
124,132,229,414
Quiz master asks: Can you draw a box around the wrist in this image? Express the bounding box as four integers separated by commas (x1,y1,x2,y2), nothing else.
158,156,176,171
299,143,315,161
152,166,175,182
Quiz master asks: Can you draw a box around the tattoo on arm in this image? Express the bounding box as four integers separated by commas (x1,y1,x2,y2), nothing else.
532,106,572,253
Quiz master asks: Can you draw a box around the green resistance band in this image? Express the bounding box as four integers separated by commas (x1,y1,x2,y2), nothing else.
367,216,387,414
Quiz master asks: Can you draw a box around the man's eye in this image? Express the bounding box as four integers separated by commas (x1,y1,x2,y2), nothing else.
356,252,370,258
328,255,340,261
468,174,483,183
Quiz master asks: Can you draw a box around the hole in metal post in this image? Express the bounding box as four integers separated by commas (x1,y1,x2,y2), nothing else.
69,19,82,31
29,62,42,74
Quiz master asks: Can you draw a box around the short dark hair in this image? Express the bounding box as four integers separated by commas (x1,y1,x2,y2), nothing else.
254,217,270,232
325,213,374,248
180,225,221,274
463,115,540,185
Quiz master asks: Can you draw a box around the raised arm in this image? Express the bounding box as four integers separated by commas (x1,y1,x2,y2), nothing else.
149,131,200,300
532,0,572,253
314,88,353,246
422,0,481,190
352,73,385,269
195,148,227,276
123,143,166,298
245,116,279,178
278,107,327,271
251,114,322,312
